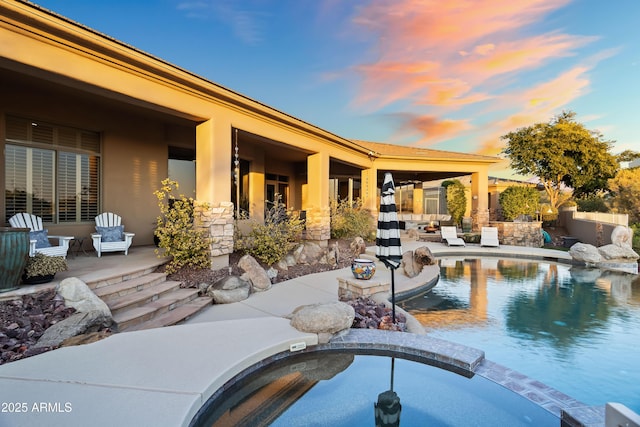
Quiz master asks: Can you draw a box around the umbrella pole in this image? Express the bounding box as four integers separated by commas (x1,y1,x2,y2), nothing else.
391,267,396,324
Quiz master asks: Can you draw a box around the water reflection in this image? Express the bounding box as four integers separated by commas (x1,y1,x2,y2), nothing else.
504,270,610,348
400,258,640,411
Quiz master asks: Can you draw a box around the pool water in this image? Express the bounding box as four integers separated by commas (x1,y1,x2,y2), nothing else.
192,351,558,426
399,258,640,413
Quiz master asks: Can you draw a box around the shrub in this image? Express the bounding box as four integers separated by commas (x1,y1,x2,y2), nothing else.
443,180,466,226
499,186,539,221
23,253,68,278
154,178,211,274
236,195,305,266
330,198,375,240
575,195,608,213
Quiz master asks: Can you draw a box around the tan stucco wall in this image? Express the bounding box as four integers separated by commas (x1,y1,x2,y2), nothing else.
0,75,192,246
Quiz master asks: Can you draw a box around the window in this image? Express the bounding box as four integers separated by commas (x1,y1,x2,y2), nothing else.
5,116,101,223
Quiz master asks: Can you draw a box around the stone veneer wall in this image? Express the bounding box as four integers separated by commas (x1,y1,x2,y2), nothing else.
472,209,490,232
304,206,331,243
492,221,543,247
194,201,235,258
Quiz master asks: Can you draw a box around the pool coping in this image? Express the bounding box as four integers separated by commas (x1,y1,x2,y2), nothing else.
192,328,605,427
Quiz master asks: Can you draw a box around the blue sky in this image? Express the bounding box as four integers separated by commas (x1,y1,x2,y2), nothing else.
32,0,639,176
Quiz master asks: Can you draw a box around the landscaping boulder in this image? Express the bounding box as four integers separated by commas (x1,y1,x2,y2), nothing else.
293,242,325,265
289,302,355,336
57,277,112,318
401,251,418,278
34,310,112,349
322,241,340,267
238,254,272,291
414,246,437,267
569,243,603,264
350,237,367,257
206,276,251,304
598,244,639,261
611,225,633,248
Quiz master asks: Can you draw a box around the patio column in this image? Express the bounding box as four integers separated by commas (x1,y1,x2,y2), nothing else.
304,152,330,245
470,170,489,231
413,187,424,215
361,167,378,213
195,117,234,269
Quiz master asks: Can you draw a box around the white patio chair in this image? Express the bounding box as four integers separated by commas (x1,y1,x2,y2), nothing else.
440,226,465,247
480,226,500,247
8,213,73,258
91,212,135,257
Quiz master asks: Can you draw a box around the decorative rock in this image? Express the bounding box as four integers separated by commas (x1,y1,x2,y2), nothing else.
297,242,324,265
401,251,417,278
598,244,639,261
611,226,633,248
413,246,437,267
34,310,113,349
569,243,603,264
350,237,367,257
57,277,112,318
289,302,355,335
325,242,339,267
276,259,289,271
206,276,251,304
407,229,419,240
238,254,272,292
266,267,278,280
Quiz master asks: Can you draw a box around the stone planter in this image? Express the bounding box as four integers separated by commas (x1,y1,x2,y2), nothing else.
0,227,30,293
351,259,376,280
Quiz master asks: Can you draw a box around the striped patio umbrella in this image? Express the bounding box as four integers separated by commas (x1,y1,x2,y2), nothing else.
376,172,403,323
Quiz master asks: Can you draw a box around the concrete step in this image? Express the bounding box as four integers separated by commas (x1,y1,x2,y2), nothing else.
94,273,168,302
122,297,212,332
85,265,161,290
106,280,182,316
111,288,203,331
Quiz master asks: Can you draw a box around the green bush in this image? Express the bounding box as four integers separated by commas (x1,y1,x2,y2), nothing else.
632,224,640,252
499,186,539,221
236,195,305,266
443,180,466,226
154,178,211,274
330,198,375,240
575,195,609,212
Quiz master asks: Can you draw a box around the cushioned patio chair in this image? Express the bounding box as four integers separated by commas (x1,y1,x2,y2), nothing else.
91,212,135,257
440,226,465,247
8,213,73,258
480,226,500,247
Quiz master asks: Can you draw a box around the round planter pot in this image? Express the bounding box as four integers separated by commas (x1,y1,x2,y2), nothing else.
0,227,31,293
351,259,376,280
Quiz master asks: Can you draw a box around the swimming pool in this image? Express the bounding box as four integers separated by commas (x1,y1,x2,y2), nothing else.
191,349,559,426
400,257,640,413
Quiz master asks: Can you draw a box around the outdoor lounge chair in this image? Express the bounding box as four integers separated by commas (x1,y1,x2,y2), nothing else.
440,226,466,247
8,213,73,258
91,212,135,257
480,226,500,247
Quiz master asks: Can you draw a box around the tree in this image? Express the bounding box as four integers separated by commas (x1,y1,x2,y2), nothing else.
608,167,640,224
499,186,539,221
443,179,466,226
501,111,618,210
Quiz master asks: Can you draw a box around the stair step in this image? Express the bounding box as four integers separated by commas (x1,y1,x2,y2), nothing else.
94,273,167,301
106,280,182,315
122,297,212,332
86,266,162,290
111,288,200,331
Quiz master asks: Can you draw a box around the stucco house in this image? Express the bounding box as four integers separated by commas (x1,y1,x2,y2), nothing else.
0,0,499,268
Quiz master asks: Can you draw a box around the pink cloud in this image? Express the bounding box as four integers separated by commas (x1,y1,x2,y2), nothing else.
346,0,603,146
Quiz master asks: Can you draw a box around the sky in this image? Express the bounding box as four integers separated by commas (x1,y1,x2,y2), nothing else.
32,0,640,178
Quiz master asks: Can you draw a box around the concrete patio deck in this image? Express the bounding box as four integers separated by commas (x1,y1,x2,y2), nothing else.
1,239,602,427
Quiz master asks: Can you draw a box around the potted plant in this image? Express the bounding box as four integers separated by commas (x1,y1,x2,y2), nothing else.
22,253,68,285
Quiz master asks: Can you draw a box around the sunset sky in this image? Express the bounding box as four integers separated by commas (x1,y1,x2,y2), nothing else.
33,0,639,177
